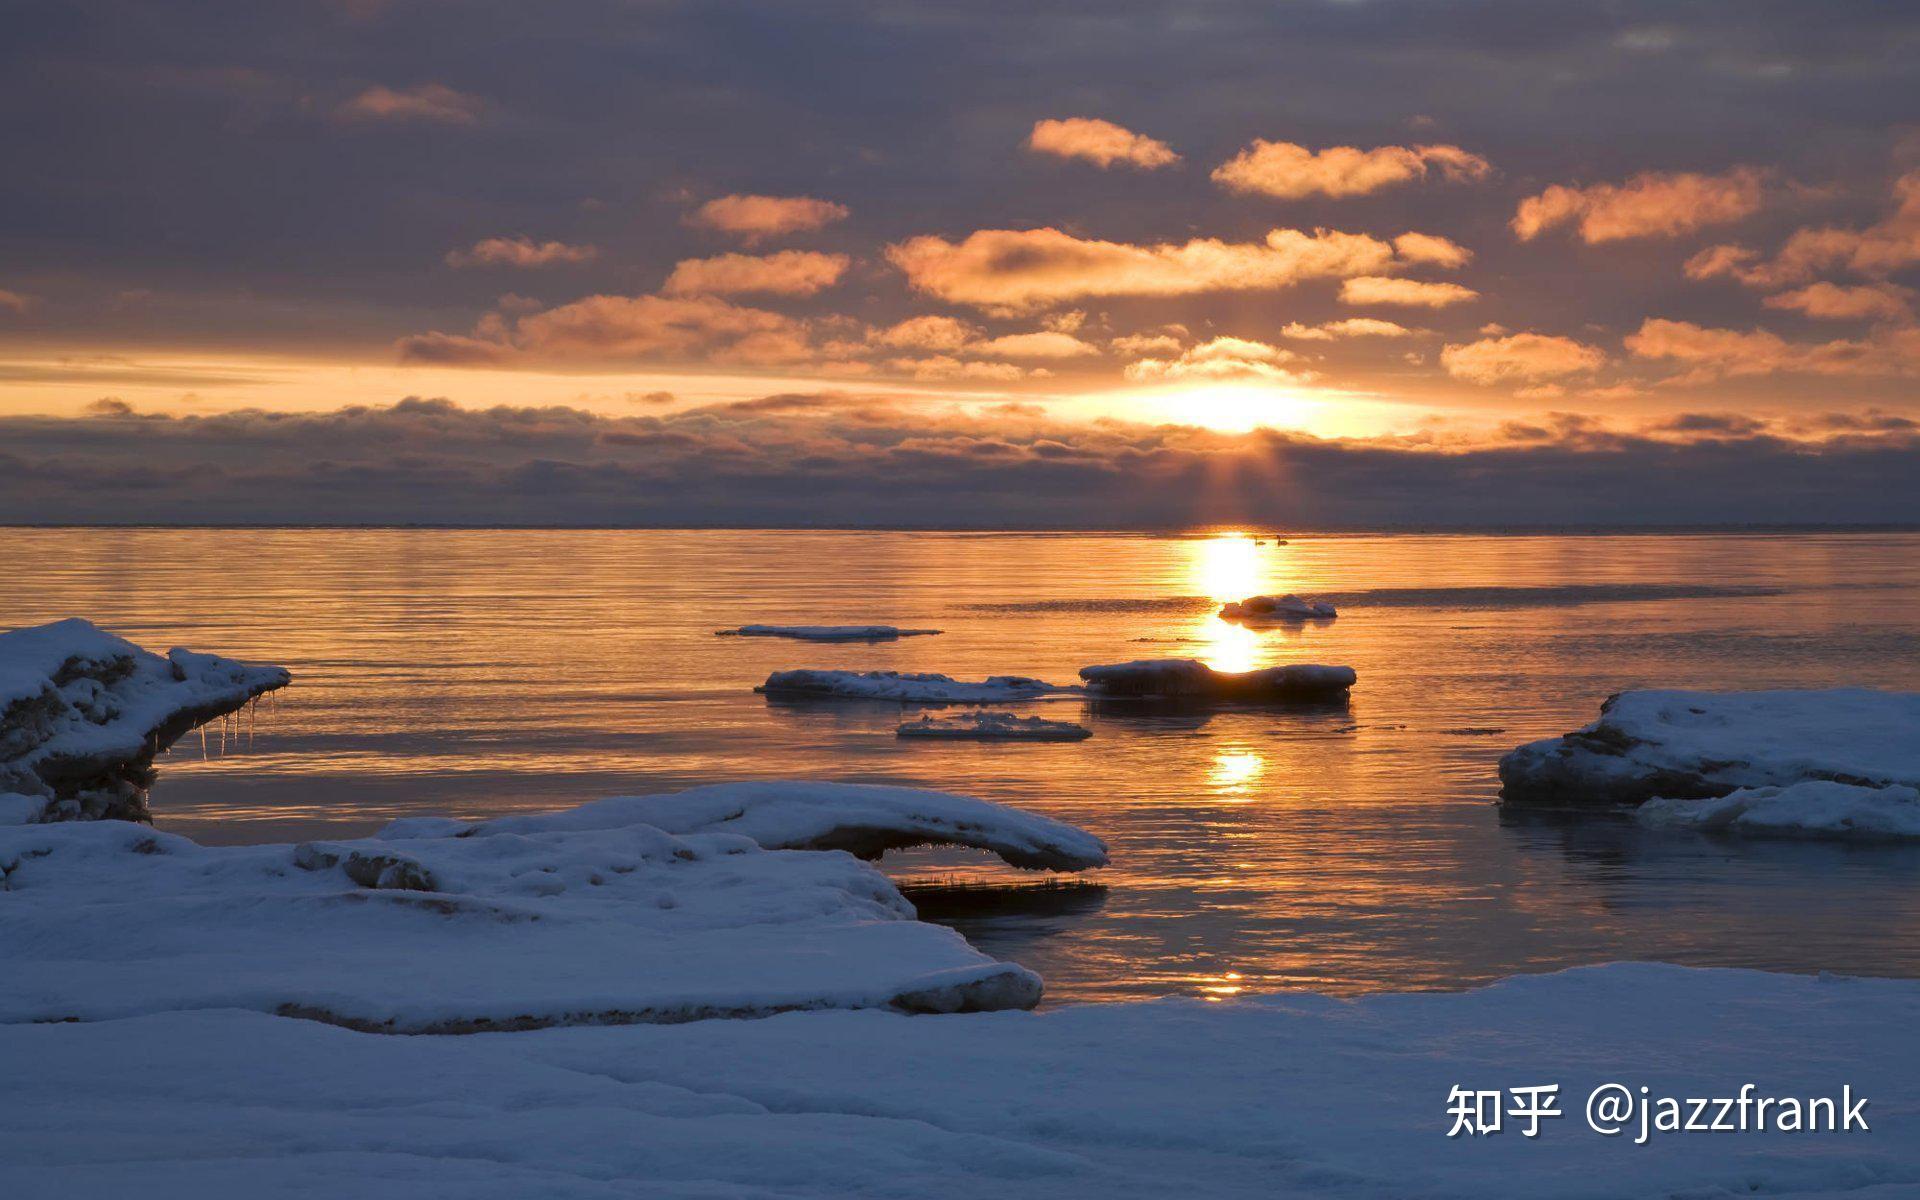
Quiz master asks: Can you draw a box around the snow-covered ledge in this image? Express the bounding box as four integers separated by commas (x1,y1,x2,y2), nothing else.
1500,688,1920,806
0,782,1105,1032
0,619,290,825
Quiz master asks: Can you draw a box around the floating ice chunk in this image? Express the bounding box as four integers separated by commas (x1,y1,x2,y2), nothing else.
0,618,289,824
391,780,1110,872
0,781,1108,1030
1500,688,1920,806
1078,658,1355,702
1638,781,1920,840
898,712,1092,742
1218,593,1337,621
758,669,1061,704
717,624,943,641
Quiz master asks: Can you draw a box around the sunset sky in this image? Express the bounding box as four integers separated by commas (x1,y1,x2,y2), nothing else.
4,0,1918,524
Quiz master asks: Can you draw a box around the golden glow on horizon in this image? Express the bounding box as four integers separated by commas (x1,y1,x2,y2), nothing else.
1155,382,1318,433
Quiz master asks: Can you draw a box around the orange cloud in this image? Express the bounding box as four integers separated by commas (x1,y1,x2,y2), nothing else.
1123,336,1310,382
1211,141,1490,199
1626,317,1920,382
0,289,35,315
869,315,978,352
1392,232,1473,268
1763,282,1912,322
1684,171,1920,288
971,331,1101,358
1109,332,1184,355
445,237,598,269
398,293,804,366
663,250,850,297
887,355,1029,381
685,194,850,244
337,83,483,124
1441,332,1606,383
1512,167,1766,242
888,226,1402,311
1281,318,1415,339
1026,118,1180,170
1339,276,1478,307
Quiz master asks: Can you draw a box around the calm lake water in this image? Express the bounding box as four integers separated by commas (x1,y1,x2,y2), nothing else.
4,527,1918,1004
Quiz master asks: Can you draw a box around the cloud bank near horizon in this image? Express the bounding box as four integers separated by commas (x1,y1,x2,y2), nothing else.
4,396,1914,528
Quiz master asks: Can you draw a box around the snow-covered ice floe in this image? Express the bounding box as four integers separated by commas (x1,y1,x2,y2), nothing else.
1218,593,1337,621
0,781,1104,1032
1500,688,1920,806
759,669,1062,704
5,964,1914,1199
1078,658,1355,703
1638,780,1920,840
717,624,943,641
0,618,289,825
898,712,1092,742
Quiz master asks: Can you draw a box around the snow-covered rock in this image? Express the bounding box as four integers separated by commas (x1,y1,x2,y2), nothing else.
3,964,1913,1199
897,712,1093,742
1218,593,1337,621
717,624,943,641
758,669,1062,704
1638,781,1920,840
1078,658,1355,702
0,782,1104,1031
1500,688,1920,806
0,619,289,824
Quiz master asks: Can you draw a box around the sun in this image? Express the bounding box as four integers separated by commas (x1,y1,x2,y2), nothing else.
1154,381,1317,433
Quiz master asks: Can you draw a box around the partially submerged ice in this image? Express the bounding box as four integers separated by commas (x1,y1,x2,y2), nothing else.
1638,780,1920,840
0,619,289,825
1500,688,1920,806
1078,658,1355,703
717,624,943,641
898,712,1093,742
0,781,1105,1031
758,669,1061,704
1218,593,1337,621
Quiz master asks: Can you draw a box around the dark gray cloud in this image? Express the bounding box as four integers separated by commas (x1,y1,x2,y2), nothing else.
1,396,1914,527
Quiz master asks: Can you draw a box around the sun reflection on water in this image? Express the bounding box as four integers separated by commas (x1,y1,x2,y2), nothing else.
1186,533,1288,672
1208,748,1266,798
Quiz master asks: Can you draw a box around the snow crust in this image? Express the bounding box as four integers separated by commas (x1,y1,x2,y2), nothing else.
1501,688,1920,805
3,964,1913,1199
1219,593,1338,621
1639,781,1920,839
0,618,289,823
717,624,943,641
1078,658,1355,702
0,783,1102,1031
759,668,1061,703
898,712,1093,741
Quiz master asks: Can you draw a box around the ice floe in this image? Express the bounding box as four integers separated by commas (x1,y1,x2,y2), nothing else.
1078,658,1355,702
1638,780,1920,840
1218,593,1337,621
0,618,289,824
758,669,1062,703
898,712,1093,742
3,963,1911,1198
717,624,943,641
0,782,1102,1031
1500,688,1920,805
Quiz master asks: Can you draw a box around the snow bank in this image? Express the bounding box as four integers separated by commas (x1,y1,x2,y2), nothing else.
1639,781,1920,840
4,964,1913,1199
0,618,289,823
758,669,1062,703
1078,658,1355,702
717,624,943,641
898,712,1093,742
1219,593,1337,621
1501,688,1920,806
0,783,1104,1031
